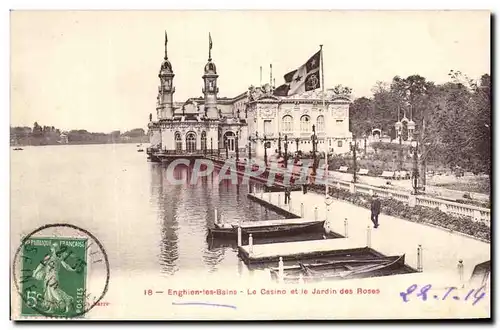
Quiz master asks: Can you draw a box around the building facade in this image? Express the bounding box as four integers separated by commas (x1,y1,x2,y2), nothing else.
148,35,353,160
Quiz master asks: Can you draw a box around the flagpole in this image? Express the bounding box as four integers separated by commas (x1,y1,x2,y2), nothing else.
320,44,328,198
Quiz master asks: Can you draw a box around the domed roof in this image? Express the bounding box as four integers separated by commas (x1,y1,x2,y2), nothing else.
204,60,217,74
160,59,173,74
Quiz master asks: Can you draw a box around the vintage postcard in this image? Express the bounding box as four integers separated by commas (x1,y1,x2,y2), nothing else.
10,10,491,320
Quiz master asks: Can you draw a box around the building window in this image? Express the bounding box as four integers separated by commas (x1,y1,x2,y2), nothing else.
337,140,343,148
223,131,235,151
201,131,207,151
317,115,325,132
282,115,293,133
300,115,311,133
263,120,272,136
186,132,197,152
336,120,343,123
175,132,182,151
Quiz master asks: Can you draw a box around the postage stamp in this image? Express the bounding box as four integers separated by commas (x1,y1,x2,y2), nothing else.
12,224,110,319
20,237,88,317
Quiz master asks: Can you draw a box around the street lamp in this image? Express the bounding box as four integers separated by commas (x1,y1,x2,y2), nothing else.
311,124,318,176
235,131,239,161
395,119,403,170
210,137,213,155
350,136,357,183
278,132,282,157
248,136,252,161
410,139,420,195
295,137,299,155
284,135,288,169
264,134,269,167
362,132,367,155
225,139,229,159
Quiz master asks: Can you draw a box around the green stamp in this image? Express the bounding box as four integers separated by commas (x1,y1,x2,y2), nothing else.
20,237,88,317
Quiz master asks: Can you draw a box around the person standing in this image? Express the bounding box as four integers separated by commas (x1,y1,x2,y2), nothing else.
284,186,290,204
370,193,381,228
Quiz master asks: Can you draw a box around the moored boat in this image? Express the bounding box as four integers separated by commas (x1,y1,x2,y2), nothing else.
208,220,325,239
270,255,406,282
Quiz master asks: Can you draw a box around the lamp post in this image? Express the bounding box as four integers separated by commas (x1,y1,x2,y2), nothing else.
350,136,357,183
225,139,229,159
295,137,299,154
264,134,268,167
410,139,420,195
248,136,252,161
235,131,239,161
278,132,282,157
210,137,213,155
311,124,318,176
284,135,288,169
362,132,367,155
395,119,403,170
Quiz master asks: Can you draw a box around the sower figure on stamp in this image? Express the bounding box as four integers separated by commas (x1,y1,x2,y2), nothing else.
32,242,77,313
370,193,381,228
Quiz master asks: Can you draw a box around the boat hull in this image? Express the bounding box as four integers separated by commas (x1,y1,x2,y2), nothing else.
270,255,406,282
208,221,325,239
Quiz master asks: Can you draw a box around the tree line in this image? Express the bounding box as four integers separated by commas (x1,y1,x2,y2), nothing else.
349,71,490,179
10,123,148,146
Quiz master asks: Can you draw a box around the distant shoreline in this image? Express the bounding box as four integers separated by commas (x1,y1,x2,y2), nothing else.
11,141,148,147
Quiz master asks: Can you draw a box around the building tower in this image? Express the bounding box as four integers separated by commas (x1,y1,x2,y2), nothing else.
202,33,219,118
157,31,175,120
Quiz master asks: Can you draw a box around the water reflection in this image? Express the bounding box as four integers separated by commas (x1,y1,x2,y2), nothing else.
149,162,285,275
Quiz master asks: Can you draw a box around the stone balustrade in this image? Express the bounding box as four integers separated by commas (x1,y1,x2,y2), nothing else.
328,178,491,227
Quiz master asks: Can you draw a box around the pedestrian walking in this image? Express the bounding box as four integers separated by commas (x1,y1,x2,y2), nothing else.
370,193,381,228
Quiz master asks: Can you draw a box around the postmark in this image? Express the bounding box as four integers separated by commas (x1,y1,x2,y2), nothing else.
12,223,110,319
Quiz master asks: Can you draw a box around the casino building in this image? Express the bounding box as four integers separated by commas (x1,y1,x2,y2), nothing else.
147,34,353,161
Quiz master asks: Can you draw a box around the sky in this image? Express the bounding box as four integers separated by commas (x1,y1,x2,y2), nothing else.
10,10,490,133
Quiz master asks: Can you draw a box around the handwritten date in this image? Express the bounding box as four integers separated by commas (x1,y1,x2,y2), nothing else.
400,284,486,306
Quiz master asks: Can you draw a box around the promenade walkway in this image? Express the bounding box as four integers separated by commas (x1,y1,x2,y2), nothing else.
247,189,490,282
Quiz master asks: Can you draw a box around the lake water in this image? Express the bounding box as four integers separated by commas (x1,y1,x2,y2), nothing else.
10,143,290,279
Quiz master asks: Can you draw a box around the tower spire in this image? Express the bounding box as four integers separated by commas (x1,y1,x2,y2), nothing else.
164,31,168,60
270,64,272,86
208,32,213,61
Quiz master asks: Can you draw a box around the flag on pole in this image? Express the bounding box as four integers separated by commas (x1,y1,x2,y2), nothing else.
209,33,213,51
274,50,321,96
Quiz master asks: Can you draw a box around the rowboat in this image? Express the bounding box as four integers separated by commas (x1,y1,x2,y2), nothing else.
270,255,405,282
208,220,325,239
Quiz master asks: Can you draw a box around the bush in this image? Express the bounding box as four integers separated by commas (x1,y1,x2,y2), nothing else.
308,184,490,242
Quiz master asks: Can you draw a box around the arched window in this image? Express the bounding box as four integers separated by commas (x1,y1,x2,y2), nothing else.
223,131,235,152
316,115,325,132
186,132,197,152
300,115,311,133
175,132,182,151
201,131,207,151
282,115,293,133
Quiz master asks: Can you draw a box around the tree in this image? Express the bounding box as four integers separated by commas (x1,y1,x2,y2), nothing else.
371,81,398,133
447,71,491,175
349,97,373,136
33,122,42,137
